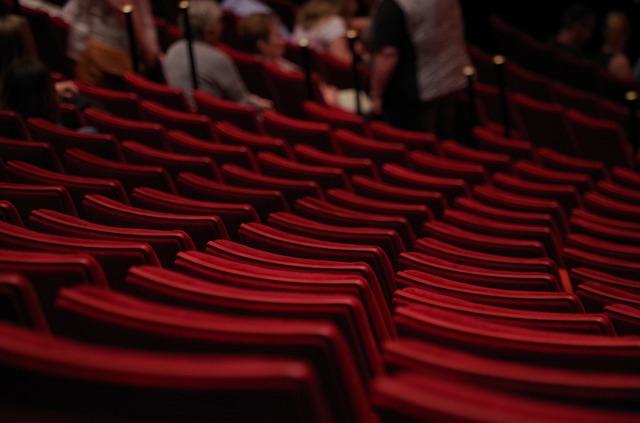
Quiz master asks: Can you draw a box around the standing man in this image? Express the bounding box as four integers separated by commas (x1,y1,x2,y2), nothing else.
370,0,470,137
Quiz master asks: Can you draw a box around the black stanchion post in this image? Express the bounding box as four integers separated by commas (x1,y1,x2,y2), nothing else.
346,29,362,116
122,4,140,74
299,38,314,100
463,65,477,130
493,54,510,138
179,1,198,91
626,90,639,154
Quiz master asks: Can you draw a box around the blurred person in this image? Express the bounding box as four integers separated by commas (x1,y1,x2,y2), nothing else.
0,10,37,74
1,58,58,121
553,2,596,57
292,0,358,63
595,11,632,80
237,12,297,72
369,0,470,137
65,0,160,87
163,0,271,109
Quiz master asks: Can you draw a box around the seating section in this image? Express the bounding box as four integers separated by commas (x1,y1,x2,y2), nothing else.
3,6,640,421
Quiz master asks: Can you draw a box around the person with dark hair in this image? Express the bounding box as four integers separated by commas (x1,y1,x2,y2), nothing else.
0,11,37,75
0,57,59,121
553,2,596,56
163,0,271,109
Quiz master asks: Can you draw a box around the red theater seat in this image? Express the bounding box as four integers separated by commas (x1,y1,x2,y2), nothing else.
294,144,379,178
29,209,195,267
0,272,48,331
82,194,228,250
192,90,263,133
140,100,214,140
84,108,167,149
263,110,334,151
0,138,63,172
0,181,77,220
214,121,294,158
123,72,191,111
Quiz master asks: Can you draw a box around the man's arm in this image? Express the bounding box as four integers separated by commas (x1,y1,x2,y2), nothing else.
370,46,399,115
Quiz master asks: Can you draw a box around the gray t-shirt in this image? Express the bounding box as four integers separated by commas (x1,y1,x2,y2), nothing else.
163,40,250,104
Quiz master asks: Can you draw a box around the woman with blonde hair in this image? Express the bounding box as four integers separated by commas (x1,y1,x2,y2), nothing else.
292,0,357,63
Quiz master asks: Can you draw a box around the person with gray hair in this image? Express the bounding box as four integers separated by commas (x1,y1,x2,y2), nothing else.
163,0,271,109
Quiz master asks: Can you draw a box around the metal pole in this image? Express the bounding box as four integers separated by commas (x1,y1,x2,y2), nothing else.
493,54,510,138
346,29,362,116
178,1,198,91
299,38,314,100
122,4,140,74
463,65,477,129
626,90,639,154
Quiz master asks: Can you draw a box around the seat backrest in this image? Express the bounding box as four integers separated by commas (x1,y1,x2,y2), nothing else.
123,72,191,111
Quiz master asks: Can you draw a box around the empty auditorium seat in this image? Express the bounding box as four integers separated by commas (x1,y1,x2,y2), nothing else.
570,267,640,293
29,209,195,267
492,173,580,211
326,188,432,234
565,109,633,167
76,82,141,119
576,282,640,313
367,121,439,152
596,180,640,205
131,187,259,235
294,144,379,178
550,82,600,117
205,239,393,336
573,208,640,231
140,100,214,140
263,110,335,151
611,166,640,190
0,222,158,288
82,194,228,250
563,247,640,280
4,161,129,209
408,151,488,185
0,181,77,220
423,220,547,259
440,140,511,173
473,126,533,160
268,211,405,262
334,129,407,165
122,141,220,180
534,147,607,181
393,289,612,334
371,371,639,423
0,201,23,226
394,305,640,372
214,121,295,158
263,62,311,118
165,130,259,171
123,72,191,111
294,196,416,248
381,163,470,204
383,338,640,406
583,192,640,223
0,272,48,331
351,176,447,217
84,108,167,148
398,251,559,292
54,285,373,422
237,223,395,300
176,172,288,221
512,160,594,193
0,138,63,172
222,164,322,204
303,102,365,134
258,152,349,190
27,118,124,160
0,111,29,140
604,304,640,335
192,90,263,133
567,233,640,262
0,322,333,422
415,237,560,279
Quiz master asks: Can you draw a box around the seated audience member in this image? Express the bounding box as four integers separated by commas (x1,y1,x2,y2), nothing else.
0,58,76,122
65,0,160,87
552,2,595,57
237,13,298,72
163,0,271,109
0,11,37,74
293,0,357,63
595,11,632,80
221,0,273,17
